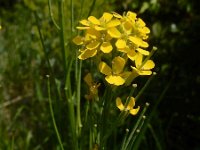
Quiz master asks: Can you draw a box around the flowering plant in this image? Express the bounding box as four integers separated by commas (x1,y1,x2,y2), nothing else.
45,10,156,150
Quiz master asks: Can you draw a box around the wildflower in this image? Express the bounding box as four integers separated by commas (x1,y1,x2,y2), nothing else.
113,11,150,59
84,73,100,100
116,97,140,115
132,53,155,75
77,12,121,37
73,11,155,85
99,56,131,86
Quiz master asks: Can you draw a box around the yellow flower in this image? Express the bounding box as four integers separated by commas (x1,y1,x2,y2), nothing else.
99,56,131,86
116,97,140,115
84,73,100,100
123,53,155,86
73,28,113,60
113,12,149,54
132,53,155,75
77,12,121,38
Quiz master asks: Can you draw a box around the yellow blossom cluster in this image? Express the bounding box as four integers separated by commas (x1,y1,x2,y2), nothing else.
73,11,155,86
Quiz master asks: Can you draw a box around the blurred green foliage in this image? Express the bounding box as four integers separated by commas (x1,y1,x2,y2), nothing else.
0,0,200,149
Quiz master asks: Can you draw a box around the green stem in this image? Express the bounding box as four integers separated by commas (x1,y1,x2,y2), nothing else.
58,0,67,71
122,103,149,150
135,72,156,101
76,60,82,136
47,75,64,150
48,0,60,30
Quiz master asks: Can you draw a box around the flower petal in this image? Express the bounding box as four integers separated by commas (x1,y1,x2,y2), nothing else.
106,19,121,28
88,16,100,25
87,28,101,39
112,12,122,18
115,39,126,49
128,36,143,46
112,56,125,74
142,60,155,70
136,18,145,27
116,97,124,111
72,36,83,45
127,11,137,22
79,19,89,26
129,106,140,115
100,42,112,53
76,26,90,30
101,12,113,22
99,62,112,75
78,49,97,60
136,48,149,56
127,49,137,61
105,75,125,86
141,41,149,48
95,26,105,31
126,97,135,110
107,27,121,38
139,70,152,75
141,27,150,34
86,41,100,50
135,53,143,68
84,73,93,86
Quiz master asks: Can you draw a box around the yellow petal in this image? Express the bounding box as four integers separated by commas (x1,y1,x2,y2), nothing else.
84,73,93,86
107,27,121,38
127,49,137,61
78,49,97,60
105,75,125,86
116,97,124,111
100,42,112,53
112,56,125,74
112,12,122,18
87,28,101,39
129,106,140,115
88,16,100,25
135,53,143,68
127,11,137,21
126,97,135,110
128,36,143,46
115,39,126,49
142,60,155,70
76,26,90,30
141,41,149,48
72,36,83,45
139,70,152,75
123,21,132,31
106,19,121,28
101,12,113,22
142,27,150,34
79,19,89,26
136,48,149,56
95,26,105,31
86,41,100,50
117,47,129,53
136,18,145,27
99,62,112,75
131,66,152,75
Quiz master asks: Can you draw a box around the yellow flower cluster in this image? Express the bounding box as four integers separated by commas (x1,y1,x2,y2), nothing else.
73,11,155,86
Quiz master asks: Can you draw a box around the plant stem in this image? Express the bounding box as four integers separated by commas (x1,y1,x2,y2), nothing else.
47,75,64,150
